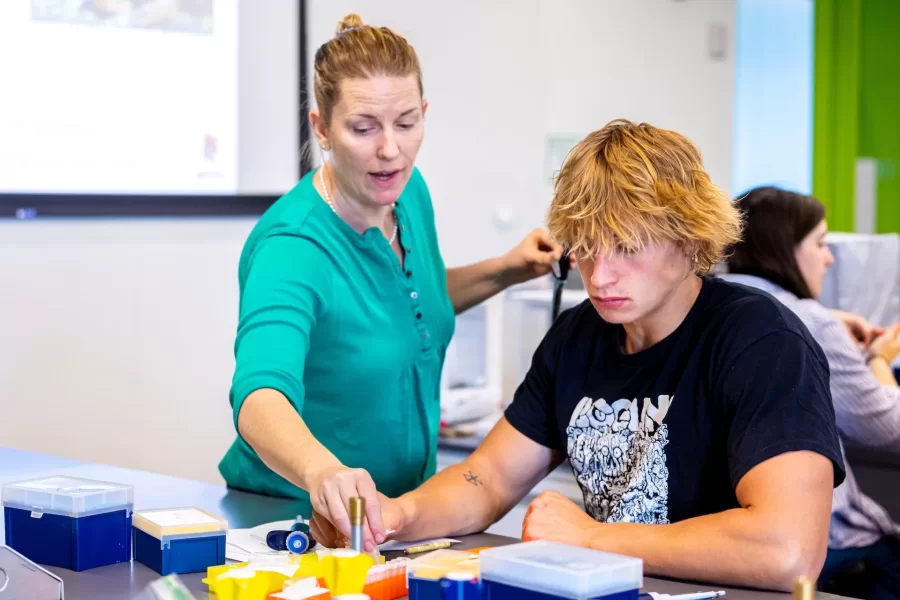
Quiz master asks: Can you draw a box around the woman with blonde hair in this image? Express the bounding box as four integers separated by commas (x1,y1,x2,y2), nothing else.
315,120,845,591
218,14,564,550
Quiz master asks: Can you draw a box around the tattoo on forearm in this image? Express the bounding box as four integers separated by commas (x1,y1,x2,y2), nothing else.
464,471,483,487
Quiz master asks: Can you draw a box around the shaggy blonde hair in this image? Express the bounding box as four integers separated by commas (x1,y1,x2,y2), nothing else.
547,120,741,273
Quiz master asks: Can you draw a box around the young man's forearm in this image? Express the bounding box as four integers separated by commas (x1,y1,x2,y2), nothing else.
395,457,508,541
395,419,561,540
590,508,826,591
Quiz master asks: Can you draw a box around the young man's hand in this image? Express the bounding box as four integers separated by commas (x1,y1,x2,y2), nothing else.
521,490,601,548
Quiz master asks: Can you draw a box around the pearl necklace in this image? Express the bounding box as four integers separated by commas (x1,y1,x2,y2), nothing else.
319,166,398,245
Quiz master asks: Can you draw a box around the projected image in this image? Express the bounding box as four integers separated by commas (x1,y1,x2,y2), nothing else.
31,0,214,34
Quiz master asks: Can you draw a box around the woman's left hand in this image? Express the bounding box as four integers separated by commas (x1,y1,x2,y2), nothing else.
501,228,566,285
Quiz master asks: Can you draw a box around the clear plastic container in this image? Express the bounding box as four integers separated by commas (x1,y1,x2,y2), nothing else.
1,475,134,517
479,541,642,600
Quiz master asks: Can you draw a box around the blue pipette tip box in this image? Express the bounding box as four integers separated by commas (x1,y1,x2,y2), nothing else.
408,573,443,599
479,541,643,600
132,507,227,575
1,475,134,571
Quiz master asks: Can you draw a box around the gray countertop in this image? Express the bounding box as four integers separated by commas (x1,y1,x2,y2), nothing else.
0,447,848,599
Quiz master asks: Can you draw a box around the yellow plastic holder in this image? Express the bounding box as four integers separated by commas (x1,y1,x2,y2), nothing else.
318,548,375,595
213,567,272,600
203,562,249,592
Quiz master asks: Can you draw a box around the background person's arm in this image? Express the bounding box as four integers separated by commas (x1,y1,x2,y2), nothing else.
868,354,898,386
831,309,883,348
818,319,900,449
866,323,900,388
523,451,833,591
446,228,562,314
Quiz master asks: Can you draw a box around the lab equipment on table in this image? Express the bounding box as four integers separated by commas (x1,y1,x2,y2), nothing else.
793,577,814,600
319,548,375,596
362,559,409,600
208,552,318,599
1,475,133,571
404,540,452,555
267,518,317,554
213,567,275,600
267,576,331,599
639,593,725,600
478,541,643,600
378,537,459,552
135,574,199,600
439,571,482,600
350,496,365,553
0,544,64,600
407,549,481,600
132,507,228,575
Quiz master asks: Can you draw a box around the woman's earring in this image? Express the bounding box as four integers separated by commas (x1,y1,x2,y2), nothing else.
692,254,698,264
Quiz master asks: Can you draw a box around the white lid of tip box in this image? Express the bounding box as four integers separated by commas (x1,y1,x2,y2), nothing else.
479,541,643,600
133,507,227,539
1,476,134,518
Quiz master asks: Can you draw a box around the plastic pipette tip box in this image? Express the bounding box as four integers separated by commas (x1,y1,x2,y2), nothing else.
363,559,408,600
408,549,480,579
479,541,642,600
407,550,479,600
2,475,134,571
132,507,227,575
268,576,331,599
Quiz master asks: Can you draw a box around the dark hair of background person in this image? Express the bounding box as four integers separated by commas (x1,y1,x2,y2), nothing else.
728,186,826,299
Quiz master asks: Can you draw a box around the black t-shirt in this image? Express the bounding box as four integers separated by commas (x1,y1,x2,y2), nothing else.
505,277,845,525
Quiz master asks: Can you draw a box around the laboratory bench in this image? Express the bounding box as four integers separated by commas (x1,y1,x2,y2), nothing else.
0,447,849,600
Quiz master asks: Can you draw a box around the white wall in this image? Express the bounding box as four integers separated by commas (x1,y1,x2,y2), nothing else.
0,0,736,483
540,0,735,196
0,219,252,483
309,0,736,267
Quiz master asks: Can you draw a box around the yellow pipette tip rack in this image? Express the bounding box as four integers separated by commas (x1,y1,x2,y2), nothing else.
203,547,386,599
319,548,376,596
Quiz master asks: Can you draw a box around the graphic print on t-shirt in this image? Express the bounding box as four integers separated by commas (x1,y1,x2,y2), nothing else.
567,394,673,525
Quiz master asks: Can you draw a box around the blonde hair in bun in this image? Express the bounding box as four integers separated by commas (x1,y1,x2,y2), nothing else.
335,13,363,34
314,14,423,125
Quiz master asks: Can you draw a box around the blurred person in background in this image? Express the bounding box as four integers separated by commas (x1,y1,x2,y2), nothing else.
724,186,900,600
